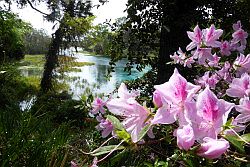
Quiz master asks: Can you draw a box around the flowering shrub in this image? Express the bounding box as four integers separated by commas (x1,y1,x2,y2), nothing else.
83,21,250,166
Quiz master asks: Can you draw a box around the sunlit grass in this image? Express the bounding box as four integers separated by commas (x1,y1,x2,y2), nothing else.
19,54,45,67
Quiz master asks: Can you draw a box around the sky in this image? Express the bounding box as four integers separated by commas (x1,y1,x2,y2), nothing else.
10,0,127,35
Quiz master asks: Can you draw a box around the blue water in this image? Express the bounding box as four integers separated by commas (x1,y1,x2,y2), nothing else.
20,53,150,99
65,53,150,98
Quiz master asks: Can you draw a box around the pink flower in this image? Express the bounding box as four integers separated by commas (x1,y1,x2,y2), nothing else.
203,24,223,48
151,105,176,125
220,41,231,56
233,21,242,31
217,61,232,82
71,161,78,167
235,97,250,123
153,90,163,108
96,116,114,138
176,124,195,150
170,48,186,64
194,87,234,139
208,53,220,67
195,72,219,89
91,97,105,114
106,83,149,142
197,137,229,159
118,82,139,99
223,118,245,135
232,28,248,46
154,68,200,105
231,21,248,53
193,48,213,65
90,157,98,167
186,25,203,51
184,56,195,68
153,68,200,126
226,73,250,98
233,54,250,76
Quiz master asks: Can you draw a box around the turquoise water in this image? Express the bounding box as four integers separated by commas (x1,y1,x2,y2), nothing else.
66,53,150,98
19,53,150,99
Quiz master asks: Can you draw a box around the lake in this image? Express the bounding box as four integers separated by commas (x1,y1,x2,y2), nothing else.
19,52,150,99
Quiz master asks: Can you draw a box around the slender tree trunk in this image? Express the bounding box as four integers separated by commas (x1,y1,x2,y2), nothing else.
40,28,63,92
156,24,175,84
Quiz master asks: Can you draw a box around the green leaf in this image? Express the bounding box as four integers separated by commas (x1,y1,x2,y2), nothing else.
91,145,125,156
116,129,131,142
240,133,250,143
223,118,235,130
107,115,123,131
138,124,151,142
224,135,245,153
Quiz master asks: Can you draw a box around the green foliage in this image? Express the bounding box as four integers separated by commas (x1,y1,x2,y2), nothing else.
24,28,51,55
0,10,31,62
90,145,125,157
81,23,114,55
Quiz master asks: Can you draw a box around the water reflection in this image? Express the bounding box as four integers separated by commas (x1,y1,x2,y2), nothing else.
19,67,43,77
19,53,150,99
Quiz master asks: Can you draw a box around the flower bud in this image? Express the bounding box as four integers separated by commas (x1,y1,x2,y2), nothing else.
197,137,229,159
176,124,195,150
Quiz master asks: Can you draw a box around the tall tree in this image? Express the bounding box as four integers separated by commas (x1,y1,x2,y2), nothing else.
0,10,31,62
108,0,250,84
1,0,106,92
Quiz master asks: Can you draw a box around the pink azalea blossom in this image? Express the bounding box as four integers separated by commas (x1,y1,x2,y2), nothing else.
154,68,200,104
233,21,242,31
90,157,98,167
186,25,203,51
106,83,149,142
184,56,195,68
153,90,163,108
118,82,139,99
91,97,105,114
217,61,232,82
226,73,250,98
70,161,78,167
233,53,250,76
194,87,234,140
153,68,200,126
203,24,223,48
235,97,250,123
170,52,182,64
207,53,220,67
223,118,246,135
197,137,229,159
193,48,213,65
231,22,248,53
96,116,114,138
170,48,186,64
220,41,231,56
232,28,248,46
195,72,219,89
176,124,195,150
151,105,176,125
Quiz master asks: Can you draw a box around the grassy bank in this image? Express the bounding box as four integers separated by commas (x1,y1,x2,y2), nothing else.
18,54,95,89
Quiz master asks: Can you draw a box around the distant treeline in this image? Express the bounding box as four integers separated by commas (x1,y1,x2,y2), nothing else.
24,28,51,55
0,10,51,63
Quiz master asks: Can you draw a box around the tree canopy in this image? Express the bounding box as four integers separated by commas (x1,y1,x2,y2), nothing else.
0,10,31,62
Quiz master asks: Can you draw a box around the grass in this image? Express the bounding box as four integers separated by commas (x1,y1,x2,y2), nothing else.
71,61,95,66
23,76,41,91
19,54,45,67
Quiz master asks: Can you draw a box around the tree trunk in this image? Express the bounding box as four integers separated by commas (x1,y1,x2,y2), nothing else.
156,24,175,84
40,28,63,92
